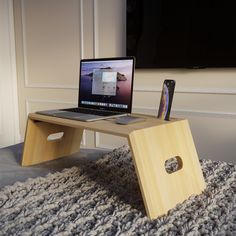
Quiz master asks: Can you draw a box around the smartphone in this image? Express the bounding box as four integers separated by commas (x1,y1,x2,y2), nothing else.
157,80,176,121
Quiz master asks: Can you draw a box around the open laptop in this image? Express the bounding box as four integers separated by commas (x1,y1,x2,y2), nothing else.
37,57,135,121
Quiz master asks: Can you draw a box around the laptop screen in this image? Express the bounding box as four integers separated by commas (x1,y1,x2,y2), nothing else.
79,57,135,113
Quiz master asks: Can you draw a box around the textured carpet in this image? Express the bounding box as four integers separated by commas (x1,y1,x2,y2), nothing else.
0,145,236,235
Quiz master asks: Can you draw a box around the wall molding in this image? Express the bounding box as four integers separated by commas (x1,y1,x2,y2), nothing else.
79,0,84,59
173,109,236,119
21,0,29,88
25,99,75,115
95,132,126,150
21,0,82,89
20,0,236,96
18,84,236,94
95,132,111,149
134,87,236,95
133,106,236,119
93,0,99,58
23,83,79,89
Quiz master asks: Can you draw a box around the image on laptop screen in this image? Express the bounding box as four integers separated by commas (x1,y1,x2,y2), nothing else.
79,57,134,113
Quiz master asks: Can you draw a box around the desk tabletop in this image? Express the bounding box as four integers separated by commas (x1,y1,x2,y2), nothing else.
28,113,184,138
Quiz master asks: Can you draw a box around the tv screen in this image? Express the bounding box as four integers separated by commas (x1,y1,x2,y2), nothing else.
126,0,236,68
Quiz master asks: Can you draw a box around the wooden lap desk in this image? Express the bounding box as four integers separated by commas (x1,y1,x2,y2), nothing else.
22,113,206,219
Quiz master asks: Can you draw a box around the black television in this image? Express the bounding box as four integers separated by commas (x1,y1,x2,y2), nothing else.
126,0,236,69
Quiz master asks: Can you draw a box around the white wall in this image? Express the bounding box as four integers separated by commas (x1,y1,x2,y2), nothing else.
14,0,236,163
0,0,20,147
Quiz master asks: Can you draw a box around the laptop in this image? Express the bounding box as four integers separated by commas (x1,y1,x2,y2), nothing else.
37,56,135,121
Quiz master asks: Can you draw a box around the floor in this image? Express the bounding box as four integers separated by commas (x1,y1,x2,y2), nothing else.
0,143,109,189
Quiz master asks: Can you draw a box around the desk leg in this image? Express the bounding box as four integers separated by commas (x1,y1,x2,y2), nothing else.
21,118,83,166
128,119,206,219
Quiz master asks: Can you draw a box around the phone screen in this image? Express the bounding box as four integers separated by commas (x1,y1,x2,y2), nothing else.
157,80,175,120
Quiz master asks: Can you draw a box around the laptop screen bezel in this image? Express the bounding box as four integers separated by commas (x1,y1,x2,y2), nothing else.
78,56,135,113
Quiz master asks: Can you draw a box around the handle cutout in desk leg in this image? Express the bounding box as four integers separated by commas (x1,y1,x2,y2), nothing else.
47,132,64,141
165,156,183,174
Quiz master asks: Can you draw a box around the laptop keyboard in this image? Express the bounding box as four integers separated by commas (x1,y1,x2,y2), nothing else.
62,107,122,117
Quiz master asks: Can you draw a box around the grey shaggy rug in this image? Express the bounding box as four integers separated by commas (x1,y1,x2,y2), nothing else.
0,146,236,236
